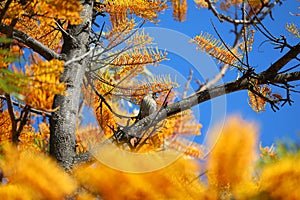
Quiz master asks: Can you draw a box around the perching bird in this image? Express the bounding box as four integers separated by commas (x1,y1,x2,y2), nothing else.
138,93,158,120
130,93,158,148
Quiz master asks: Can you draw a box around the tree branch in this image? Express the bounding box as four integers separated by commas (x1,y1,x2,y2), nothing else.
0,0,13,21
127,70,300,137
4,94,19,144
124,36,300,138
16,105,30,142
0,95,52,117
204,0,282,25
0,23,63,61
261,42,300,76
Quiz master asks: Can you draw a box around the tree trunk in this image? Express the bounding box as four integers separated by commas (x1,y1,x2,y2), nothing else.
50,0,93,170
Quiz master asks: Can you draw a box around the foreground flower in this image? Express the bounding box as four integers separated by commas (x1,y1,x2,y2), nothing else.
259,153,300,199
207,115,259,197
0,144,77,199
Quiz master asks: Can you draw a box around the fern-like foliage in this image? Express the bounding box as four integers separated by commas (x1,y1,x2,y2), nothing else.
171,0,188,22
286,23,300,38
248,80,282,113
190,32,240,66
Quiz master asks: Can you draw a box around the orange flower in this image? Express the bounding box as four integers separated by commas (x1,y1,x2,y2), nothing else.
0,110,12,143
171,0,188,22
0,144,77,199
259,153,300,199
190,32,240,65
24,58,65,111
207,116,258,195
74,145,208,199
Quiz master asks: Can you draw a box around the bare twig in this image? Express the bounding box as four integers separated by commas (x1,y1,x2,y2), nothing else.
4,94,18,144
0,0,13,21
198,65,229,92
85,73,134,119
0,95,52,117
55,20,72,38
182,69,193,99
64,47,94,66
262,42,300,76
204,0,282,25
16,105,30,140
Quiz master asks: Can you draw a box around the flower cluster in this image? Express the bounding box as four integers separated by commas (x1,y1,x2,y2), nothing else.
23,57,66,111
190,32,240,66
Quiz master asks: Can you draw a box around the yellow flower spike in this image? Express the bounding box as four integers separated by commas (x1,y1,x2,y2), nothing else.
190,32,241,65
74,147,208,200
259,153,300,199
0,184,33,199
0,144,77,199
23,58,65,111
207,115,258,196
0,110,12,143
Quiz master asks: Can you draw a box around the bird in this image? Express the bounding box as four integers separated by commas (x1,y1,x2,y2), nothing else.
128,93,157,148
138,92,158,120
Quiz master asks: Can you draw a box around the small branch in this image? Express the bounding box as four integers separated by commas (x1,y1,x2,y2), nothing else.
0,23,63,61
64,47,94,66
204,0,252,24
211,20,246,66
0,0,13,21
198,65,229,92
182,69,193,99
189,170,208,184
77,99,85,127
204,0,282,25
55,20,72,38
85,73,133,119
279,63,300,74
16,105,30,139
4,94,18,144
0,95,52,117
261,42,300,77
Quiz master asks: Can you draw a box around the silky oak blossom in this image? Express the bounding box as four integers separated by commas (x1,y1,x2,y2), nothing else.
0,144,77,199
23,58,65,112
248,80,282,113
0,110,12,143
171,0,188,22
98,0,167,24
207,116,258,195
194,0,208,8
73,148,208,200
259,153,300,199
190,32,240,66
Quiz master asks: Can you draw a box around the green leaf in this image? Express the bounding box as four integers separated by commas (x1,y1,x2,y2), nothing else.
0,37,12,44
0,68,28,99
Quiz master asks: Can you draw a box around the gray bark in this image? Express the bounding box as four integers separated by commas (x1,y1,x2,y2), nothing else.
127,71,300,138
50,0,93,170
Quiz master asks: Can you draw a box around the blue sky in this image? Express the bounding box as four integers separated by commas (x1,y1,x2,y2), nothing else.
139,1,300,146
83,1,300,152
